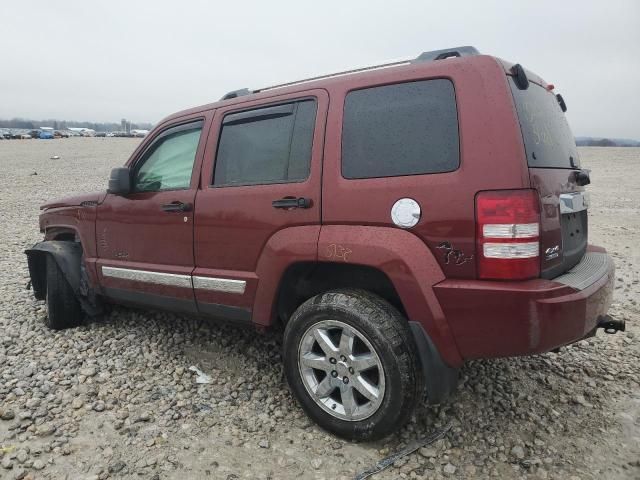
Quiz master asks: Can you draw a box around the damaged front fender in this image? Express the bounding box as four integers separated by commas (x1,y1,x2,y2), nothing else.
25,241,101,316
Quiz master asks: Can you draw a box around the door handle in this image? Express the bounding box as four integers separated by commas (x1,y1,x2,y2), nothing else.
272,197,312,209
161,201,192,213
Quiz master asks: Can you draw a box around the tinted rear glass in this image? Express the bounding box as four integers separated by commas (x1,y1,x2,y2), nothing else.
342,79,459,179
214,100,316,186
509,77,579,169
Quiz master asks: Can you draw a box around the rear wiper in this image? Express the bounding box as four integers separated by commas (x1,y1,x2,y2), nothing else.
556,94,567,112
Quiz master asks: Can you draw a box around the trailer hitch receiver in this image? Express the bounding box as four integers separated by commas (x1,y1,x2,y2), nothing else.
597,315,625,334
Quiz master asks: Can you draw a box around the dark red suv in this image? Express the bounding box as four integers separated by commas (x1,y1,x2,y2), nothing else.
26,46,621,441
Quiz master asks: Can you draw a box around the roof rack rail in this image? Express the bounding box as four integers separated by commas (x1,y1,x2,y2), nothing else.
413,46,480,63
257,60,411,93
252,46,480,94
220,88,252,101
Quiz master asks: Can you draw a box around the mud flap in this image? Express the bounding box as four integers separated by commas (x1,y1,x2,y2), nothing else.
25,241,102,316
408,321,459,404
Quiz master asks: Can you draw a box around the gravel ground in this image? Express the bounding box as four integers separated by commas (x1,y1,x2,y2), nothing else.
0,139,638,480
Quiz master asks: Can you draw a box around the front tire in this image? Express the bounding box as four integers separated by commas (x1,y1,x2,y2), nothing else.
45,254,82,330
283,289,422,441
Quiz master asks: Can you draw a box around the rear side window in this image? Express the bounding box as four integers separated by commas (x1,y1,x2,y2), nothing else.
214,99,317,186
509,78,579,169
341,79,459,179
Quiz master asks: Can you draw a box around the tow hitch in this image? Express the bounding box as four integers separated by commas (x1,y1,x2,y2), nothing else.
597,315,626,334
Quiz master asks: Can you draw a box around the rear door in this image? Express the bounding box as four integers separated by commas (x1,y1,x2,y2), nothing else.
193,90,327,321
508,77,588,278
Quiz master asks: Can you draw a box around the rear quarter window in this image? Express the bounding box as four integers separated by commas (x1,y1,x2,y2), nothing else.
509,77,579,169
341,79,459,179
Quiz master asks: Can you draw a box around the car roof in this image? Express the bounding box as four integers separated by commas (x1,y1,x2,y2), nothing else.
160,46,549,126
160,46,483,121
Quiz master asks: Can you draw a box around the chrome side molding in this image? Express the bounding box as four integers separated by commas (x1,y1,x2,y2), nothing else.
102,266,192,288
559,192,589,214
192,276,246,294
101,266,247,294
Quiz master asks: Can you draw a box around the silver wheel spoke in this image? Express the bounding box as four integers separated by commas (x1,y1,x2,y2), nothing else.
353,375,380,402
313,328,339,356
350,353,377,372
339,328,355,356
314,376,335,398
301,352,330,371
341,385,357,417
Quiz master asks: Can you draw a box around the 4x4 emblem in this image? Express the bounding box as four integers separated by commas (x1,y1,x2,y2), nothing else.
545,245,561,260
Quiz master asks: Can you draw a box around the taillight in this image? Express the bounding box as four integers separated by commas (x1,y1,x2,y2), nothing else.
476,189,541,280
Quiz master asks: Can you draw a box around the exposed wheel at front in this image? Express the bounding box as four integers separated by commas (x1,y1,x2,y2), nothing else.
44,254,82,330
284,289,422,441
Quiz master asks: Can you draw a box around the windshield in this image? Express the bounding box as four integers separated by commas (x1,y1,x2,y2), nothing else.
509,77,579,169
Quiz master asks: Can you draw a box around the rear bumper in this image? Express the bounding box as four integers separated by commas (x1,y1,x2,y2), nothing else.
434,246,615,360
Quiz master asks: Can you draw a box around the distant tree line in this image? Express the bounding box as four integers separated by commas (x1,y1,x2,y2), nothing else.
0,118,153,132
576,138,617,147
575,137,640,147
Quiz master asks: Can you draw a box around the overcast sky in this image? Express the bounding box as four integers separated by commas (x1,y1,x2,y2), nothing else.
1,0,638,138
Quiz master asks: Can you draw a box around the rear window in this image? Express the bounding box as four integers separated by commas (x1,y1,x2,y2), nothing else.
509,77,579,169
341,79,459,179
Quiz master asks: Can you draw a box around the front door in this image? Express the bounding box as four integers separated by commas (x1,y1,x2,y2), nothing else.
96,117,209,312
193,90,327,322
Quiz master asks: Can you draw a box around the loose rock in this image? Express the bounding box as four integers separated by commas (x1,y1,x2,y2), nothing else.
0,143,637,480
0,408,15,421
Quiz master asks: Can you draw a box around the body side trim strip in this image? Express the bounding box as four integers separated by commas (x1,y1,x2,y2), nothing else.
101,266,247,294
193,276,246,294
102,266,192,288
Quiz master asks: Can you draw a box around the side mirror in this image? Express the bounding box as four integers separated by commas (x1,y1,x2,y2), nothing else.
108,167,131,195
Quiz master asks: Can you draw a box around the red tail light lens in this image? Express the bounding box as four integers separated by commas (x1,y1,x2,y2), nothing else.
476,189,541,280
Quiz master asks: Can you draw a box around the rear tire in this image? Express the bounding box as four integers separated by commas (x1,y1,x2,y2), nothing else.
45,254,82,330
283,289,422,441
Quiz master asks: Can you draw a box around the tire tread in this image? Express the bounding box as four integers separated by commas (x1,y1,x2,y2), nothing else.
283,288,422,441
45,254,82,330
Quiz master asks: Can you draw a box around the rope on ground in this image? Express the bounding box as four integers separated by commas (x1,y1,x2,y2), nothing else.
353,421,453,480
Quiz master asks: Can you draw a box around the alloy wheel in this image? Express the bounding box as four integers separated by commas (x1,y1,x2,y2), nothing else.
297,320,386,421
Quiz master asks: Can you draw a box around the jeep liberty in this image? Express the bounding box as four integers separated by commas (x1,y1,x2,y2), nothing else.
26,46,622,440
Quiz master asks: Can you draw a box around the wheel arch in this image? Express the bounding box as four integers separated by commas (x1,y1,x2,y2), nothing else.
44,226,79,242
315,225,463,366
275,262,406,325
25,241,83,300
24,240,101,316
254,224,463,368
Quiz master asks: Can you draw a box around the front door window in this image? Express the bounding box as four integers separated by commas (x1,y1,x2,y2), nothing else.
133,122,203,192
